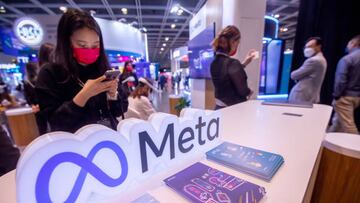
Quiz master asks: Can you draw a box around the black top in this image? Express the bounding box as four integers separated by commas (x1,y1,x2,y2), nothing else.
23,79,38,105
210,53,251,106
36,63,128,133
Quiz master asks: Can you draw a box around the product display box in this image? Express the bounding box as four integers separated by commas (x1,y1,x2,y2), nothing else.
164,162,266,203
206,142,284,181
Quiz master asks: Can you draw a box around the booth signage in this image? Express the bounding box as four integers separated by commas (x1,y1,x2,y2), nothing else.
189,5,207,40
14,17,44,46
16,108,221,203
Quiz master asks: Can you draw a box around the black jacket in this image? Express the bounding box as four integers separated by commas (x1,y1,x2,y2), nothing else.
210,54,251,106
36,63,128,133
23,79,38,105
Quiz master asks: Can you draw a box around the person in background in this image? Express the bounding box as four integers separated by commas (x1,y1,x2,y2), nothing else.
119,61,138,93
38,43,55,67
210,25,257,110
159,73,166,90
0,125,20,176
0,82,18,109
125,77,157,120
328,35,360,134
176,73,181,89
289,37,327,103
23,62,39,109
23,44,55,134
36,9,128,133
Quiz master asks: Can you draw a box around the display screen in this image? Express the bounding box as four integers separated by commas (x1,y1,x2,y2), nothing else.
188,24,215,79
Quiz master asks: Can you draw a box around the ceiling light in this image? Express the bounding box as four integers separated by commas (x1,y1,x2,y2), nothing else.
121,8,128,15
274,14,280,18
162,43,166,47
171,24,176,29
165,37,169,41
118,18,127,23
130,21,138,27
280,27,288,32
170,3,195,16
161,47,164,51
59,6,67,13
176,9,184,16
170,4,180,13
140,27,147,33
90,10,96,16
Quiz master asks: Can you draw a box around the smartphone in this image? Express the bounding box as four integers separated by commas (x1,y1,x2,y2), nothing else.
252,51,259,59
104,70,121,81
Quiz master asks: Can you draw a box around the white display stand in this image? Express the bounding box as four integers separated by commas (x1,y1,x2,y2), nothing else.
0,100,332,203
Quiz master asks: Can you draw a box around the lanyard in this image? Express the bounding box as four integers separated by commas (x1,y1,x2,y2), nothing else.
77,78,85,88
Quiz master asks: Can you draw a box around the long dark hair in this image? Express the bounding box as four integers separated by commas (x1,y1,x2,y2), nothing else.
54,9,109,80
38,42,55,67
123,60,133,73
25,62,38,83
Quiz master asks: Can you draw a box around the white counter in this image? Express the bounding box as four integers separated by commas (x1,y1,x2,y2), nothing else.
0,100,332,203
147,100,332,202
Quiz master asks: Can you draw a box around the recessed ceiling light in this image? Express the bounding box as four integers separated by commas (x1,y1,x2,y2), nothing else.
121,8,128,15
0,6,4,10
165,37,169,41
90,10,96,16
162,43,166,47
59,6,67,13
161,47,164,51
280,27,288,32
170,4,180,14
274,14,280,18
176,9,184,16
171,24,176,29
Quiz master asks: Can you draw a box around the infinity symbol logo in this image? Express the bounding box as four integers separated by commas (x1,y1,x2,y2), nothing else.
35,140,128,203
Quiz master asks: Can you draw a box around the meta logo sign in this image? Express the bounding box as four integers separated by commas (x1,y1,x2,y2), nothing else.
16,108,221,203
14,17,44,46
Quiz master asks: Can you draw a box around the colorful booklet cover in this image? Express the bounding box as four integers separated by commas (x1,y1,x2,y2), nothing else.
164,162,266,203
206,142,284,181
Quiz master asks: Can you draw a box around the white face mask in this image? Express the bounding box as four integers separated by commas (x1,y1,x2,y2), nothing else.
304,48,316,58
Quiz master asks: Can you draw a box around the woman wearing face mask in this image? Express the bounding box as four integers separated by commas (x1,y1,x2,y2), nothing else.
125,78,157,120
36,9,128,133
210,26,257,110
119,61,139,93
288,37,327,103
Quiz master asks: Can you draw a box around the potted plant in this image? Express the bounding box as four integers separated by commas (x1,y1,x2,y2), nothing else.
174,97,191,116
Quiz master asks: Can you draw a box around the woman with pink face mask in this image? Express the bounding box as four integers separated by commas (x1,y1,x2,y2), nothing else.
119,61,139,94
36,9,128,133
210,26,257,110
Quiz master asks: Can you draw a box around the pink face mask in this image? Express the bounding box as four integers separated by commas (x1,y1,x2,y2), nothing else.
72,47,100,65
229,48,237,56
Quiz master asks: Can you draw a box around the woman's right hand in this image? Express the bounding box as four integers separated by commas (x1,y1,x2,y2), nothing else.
73,75,114,107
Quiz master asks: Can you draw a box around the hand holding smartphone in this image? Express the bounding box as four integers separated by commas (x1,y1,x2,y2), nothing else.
104,70,121,81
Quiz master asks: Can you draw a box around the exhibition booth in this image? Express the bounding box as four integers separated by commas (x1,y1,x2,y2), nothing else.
0,14,149,86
